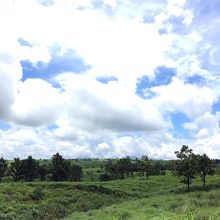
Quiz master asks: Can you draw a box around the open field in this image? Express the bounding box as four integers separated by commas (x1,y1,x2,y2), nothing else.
0,171,220,219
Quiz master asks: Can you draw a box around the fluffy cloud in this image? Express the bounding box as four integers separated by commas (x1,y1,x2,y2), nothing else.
0,0,220,159
56,74,165,132
11,78,64,126
0,40,22,120
150,77,215,119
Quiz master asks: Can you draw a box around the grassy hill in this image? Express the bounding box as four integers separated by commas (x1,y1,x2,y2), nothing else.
0,172,220,219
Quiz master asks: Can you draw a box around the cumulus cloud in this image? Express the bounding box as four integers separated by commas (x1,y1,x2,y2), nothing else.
150,77,215,118
11,78,64,126
0,0,220,159
56,74,165,133
0,39,22,120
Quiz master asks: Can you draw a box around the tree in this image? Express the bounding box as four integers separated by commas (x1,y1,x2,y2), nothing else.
151,161,164,176
135,159,145,177
68,164,82,181
117,157,132,179
22,156,39,181
196,154,215,187
9,158,23,182
105,159,117,180
38,164,48,181
173,145,197,190
0,157,7,182
51,153,70,181
142,156,152,179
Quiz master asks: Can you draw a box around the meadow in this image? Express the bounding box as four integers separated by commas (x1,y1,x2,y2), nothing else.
0,161,220,220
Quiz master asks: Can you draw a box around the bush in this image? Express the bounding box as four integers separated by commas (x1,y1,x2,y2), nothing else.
30,188,44,201
100,173,111,181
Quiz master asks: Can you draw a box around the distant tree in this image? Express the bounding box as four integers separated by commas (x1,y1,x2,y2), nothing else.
173,145,197,190
68,164,83,181
142,156,152,179
135,159,145,177
151,161,163,176
51,153,70,181
22,156,39,181
9,158,23,182
196,154,215,187
117,157,132,179
0,157,8,182
130,162,135,178
38,164,48,181
105,159,117,180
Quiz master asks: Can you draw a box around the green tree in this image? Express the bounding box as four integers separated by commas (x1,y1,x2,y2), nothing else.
152,161,164,176
173,145,197,190
51,153,70,181
117,157,132,179
142,156,152,179
196,154,215,187
9,158,23,182
68,164,82,181
38,164,48,181
0,157,7,182
22,156,39,181
135,159,145,177
105,159,117,180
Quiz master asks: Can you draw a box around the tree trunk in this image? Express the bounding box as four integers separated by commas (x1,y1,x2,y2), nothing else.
203,173,206,187
187,177,190,190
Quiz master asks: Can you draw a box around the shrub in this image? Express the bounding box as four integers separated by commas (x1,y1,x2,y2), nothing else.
99,173,111,181
30,188,44,201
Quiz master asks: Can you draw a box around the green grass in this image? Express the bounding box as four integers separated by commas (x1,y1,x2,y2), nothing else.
65,173,220,220
0,173,220,219
0,181,133,219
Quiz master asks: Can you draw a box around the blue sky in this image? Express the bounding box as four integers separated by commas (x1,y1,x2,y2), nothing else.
0,0,220,159
21,47,91,82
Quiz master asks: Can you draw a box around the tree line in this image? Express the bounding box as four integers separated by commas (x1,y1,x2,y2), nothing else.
100,145,216,189
100,156,166,181
0,146,217,190
0,153,82,182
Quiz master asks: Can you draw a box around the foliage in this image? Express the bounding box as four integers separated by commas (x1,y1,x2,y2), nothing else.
22,156,39,182
142,155,152,179
50,153,71,181
196,154,215,187
9,158,23,182
173,145,197,189
30,187,44,201
173,145,216,189
0,157,7,182
100,173,111,181
68,164,83,181
38,164,48,181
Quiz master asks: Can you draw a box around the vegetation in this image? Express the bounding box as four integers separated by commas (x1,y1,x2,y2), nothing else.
0,145,219,219
196,153,215,187
0,157,7,182
172,146,215,189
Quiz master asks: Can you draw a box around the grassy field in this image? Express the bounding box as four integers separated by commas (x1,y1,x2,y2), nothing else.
0,171,220,219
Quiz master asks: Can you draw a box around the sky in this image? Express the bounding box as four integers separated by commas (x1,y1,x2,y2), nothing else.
0,0,220,159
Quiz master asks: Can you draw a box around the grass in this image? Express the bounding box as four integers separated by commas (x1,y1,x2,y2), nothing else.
0,172,220,219
0,181,133,219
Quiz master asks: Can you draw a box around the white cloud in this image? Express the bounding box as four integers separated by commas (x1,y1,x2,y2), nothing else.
55,73,165,133
150,77,215,119
0,0,220,159
11,78,64,126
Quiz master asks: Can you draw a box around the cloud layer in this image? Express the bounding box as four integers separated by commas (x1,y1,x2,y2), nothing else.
0,0,220,159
